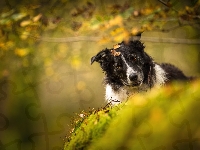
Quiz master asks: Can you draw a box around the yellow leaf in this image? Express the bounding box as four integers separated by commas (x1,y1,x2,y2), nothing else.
113,34,124,42
110,27,124,36
15,48,29,57
105,15,123,29
20,20,32,27
20,31,29,40
123,30,130,42
113,44,120,49
131,28,139,35
33,14,42,22
113,29,129,42
111,49,121,56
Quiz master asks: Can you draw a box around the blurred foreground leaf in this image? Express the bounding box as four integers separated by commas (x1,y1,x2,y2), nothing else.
65,80,200,150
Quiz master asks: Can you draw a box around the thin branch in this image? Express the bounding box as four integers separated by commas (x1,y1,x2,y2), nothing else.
35,36,101,42
160,25,183,32
141,37,200,45
158,0,178,13
31,35,200,45
151,22,200,32
158,0,171,8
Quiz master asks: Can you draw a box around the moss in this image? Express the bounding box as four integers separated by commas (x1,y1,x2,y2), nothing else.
65,106,121,150
65,80,200,150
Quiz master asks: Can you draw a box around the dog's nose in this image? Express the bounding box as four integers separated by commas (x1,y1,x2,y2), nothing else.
129,73,138,81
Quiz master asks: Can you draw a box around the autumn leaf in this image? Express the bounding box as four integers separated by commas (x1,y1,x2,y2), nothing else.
110,27,124,36
15,48,29,57
20,20,31,27
111,49,121,56
33,14,42,22
11,13,27,21
113,44,120,49
106,15,123,28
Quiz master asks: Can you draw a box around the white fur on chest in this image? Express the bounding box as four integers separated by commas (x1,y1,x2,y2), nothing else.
105,84,128,105
105,84,148,105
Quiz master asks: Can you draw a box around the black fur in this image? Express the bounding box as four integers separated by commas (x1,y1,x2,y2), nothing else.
91,38,191,94
160,63,188,82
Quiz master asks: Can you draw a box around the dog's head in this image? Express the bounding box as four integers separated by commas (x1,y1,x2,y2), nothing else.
91,38,155,88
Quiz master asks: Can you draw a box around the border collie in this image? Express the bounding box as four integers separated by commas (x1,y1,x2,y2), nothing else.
91,35,190,105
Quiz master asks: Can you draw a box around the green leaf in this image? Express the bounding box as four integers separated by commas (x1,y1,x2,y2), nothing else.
0,18,12,25
11,13,27,21
120,7,134,19
0,10,15,18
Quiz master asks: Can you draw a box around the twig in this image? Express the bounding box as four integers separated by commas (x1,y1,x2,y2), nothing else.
36,36,101,42
158,0,178,13
33,36,200,45
158,0,170,7
141,37,200,45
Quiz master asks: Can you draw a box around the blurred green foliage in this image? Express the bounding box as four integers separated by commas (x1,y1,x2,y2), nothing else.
65,80,200,150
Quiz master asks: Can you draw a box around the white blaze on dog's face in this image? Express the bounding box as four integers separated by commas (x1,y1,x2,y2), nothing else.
120,54,144,86
110,41,152,88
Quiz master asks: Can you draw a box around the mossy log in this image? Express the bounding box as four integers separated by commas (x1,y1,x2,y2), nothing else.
65,80,200,150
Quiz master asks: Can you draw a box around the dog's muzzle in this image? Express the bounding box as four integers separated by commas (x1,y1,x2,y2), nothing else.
128,73,143,86
129,73,138,82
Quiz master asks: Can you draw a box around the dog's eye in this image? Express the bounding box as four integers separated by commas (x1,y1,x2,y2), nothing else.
116,66,122,70
114,63,121,70
133,57,137,61
130,55,137,61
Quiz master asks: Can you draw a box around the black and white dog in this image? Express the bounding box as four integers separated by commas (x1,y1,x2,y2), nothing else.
91,36,190,105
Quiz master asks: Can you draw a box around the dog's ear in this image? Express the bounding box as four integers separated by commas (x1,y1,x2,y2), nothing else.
91,49,114,72
91,49,112,65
